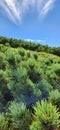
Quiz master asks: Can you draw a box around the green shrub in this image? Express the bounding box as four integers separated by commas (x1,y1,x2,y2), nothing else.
36,79,53,99
30,121,42,130
46,64,60,87
7,101,31,130
44,57,54,65
26,79,42,97
0,113,6,130
28,59,35,70
5,42,10,46
27,52,30,58
33,53,38,60
0,102,31,130
0,70,7,91
28,60,42,83
19,48,25,57
4,50,16,67
7,66,28,102
49,90,60,111
0,53,5,70
30,100,60,130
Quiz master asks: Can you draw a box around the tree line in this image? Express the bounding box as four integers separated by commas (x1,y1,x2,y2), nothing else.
0,36,60,56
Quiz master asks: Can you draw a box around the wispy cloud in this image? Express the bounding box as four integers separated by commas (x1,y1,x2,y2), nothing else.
24,38,46,43
41,0,56,16
0,0,56,24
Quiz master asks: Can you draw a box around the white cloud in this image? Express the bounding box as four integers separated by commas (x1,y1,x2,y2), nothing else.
0,0,56,24
41,0,56,16
24,38,46,43
0,0,21,23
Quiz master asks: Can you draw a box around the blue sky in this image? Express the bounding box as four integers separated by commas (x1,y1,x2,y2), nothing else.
0,0,60,47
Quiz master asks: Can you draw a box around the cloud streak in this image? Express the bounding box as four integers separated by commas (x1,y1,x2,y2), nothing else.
0,0,56,24
41,0,56,16
24,38,46,44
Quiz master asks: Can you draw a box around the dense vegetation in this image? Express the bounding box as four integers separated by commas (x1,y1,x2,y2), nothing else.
0,36,60,56
0,36,60,130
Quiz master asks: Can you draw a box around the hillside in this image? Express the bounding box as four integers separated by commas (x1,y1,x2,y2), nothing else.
0,37,60,130
0,36,60,56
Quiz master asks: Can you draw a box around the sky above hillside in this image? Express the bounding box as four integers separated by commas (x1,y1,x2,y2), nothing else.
0,0,60,47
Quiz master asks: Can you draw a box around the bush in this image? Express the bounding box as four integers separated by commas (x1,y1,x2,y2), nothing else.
30,121,42,130
45,58,52,65
7,66,29,102
8,101,31,130
5,42,10,46
28,60,42,83
19,48,25,57
0,102,31,130
4,50,16,67
27,52,30,58
49,90,60,111
46,64,60,87
30,100,60,130
0,53,5,70
28,59,36,70
0,113,6,130
33,53,38,60
36,79,53,99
